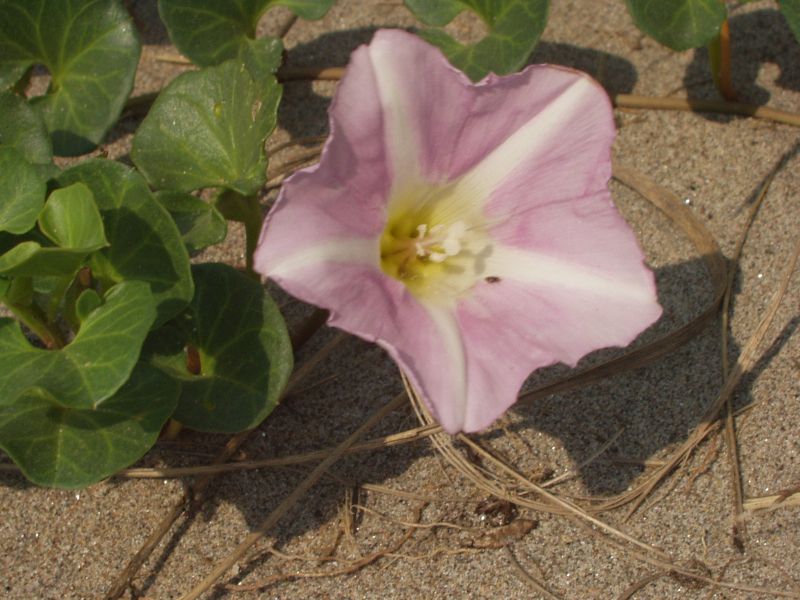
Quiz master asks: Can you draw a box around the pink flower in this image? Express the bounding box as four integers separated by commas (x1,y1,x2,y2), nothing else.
254,30,662,433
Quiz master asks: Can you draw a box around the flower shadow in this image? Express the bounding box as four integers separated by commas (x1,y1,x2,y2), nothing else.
682,7,800,121
196,256,772,536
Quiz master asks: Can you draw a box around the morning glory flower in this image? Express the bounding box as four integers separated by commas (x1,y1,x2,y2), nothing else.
254,30,662,433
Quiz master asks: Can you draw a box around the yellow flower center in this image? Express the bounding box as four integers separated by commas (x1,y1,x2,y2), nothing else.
379,185,490,301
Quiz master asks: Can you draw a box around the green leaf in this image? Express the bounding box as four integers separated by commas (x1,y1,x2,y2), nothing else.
0,91,53,167
147,263,292,433
131,59,282,195
56,160,193,326
625,0,727,51
781,0,800,43
75,289,103,323
0,364,178,488
0,281,156,409
158,0,333,66
404,0,550,80
38,183,108,250
156,191,227,253
0,0,141,156
0,147,46,234
0,241,93,277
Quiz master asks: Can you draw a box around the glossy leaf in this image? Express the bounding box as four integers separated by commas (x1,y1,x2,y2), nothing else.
57,161,193,326
147,263,292,432
0,281,156,409
0,0,141,156
781,0,800,43
38,183,108,250
158,0,332,66
0,364,179,488
132,60,281,195
156,191,227,253
0,147,46,235
0,241,95,277
0,91,53,168
625,0,727,50
75,289,103,323
404,0,550,80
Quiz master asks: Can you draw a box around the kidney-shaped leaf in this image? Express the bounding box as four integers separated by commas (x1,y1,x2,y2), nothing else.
158,0,333,66
0,0,141,156
156,191,227,253
39,183,108,250
781,0,800,43
625,0,727,50
0,281,156,409
0,91,53,168
405,0,550,80
0,241,95,278
0,364,178,488
0,147,46,235
131,60,282,195
57,160,193,326
148,263,292,432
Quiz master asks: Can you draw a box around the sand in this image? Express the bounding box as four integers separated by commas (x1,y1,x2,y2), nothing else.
1,1,799,599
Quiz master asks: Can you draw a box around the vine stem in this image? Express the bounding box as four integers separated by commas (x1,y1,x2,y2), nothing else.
4,301,65,349
709,19,736,100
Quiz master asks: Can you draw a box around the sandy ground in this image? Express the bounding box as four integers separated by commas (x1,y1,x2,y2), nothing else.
1,1,799,599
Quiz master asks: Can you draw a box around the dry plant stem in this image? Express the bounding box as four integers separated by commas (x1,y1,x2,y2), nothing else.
178,392,407,600
744,490,800,512
613,93,800,126
540,428,624,488
618,237,800,519
273,65,800,127
228,525,417,592
120,423,440,479
616,571,662,600
418,399,800,598
718,159,776,549
104,320,338,599
504,546,562,600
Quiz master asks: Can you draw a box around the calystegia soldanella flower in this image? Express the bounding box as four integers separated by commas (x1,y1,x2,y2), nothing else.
254,30,662,433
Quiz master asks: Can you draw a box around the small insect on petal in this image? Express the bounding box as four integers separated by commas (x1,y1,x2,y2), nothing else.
254,30,661,433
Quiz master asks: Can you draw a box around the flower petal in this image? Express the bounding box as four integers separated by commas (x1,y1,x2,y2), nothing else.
268,255,470,433
444,190,661,432
256,29,662,435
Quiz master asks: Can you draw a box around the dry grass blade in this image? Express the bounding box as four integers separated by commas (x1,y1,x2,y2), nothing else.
744,489,800,512
103,324,341,599
120,423,440,479
270,65,800,127
407,382,800,598
613,94,800,127
178,392,407,600
717,150,784,550
620,237,799,518
505,546,563,599
226,504,423,593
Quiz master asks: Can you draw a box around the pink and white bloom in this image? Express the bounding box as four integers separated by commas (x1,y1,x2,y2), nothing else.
254,30,662,433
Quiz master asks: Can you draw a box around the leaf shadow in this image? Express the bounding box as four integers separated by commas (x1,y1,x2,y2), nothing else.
277,30,638,145
529,41,638,94
683,8,800,122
